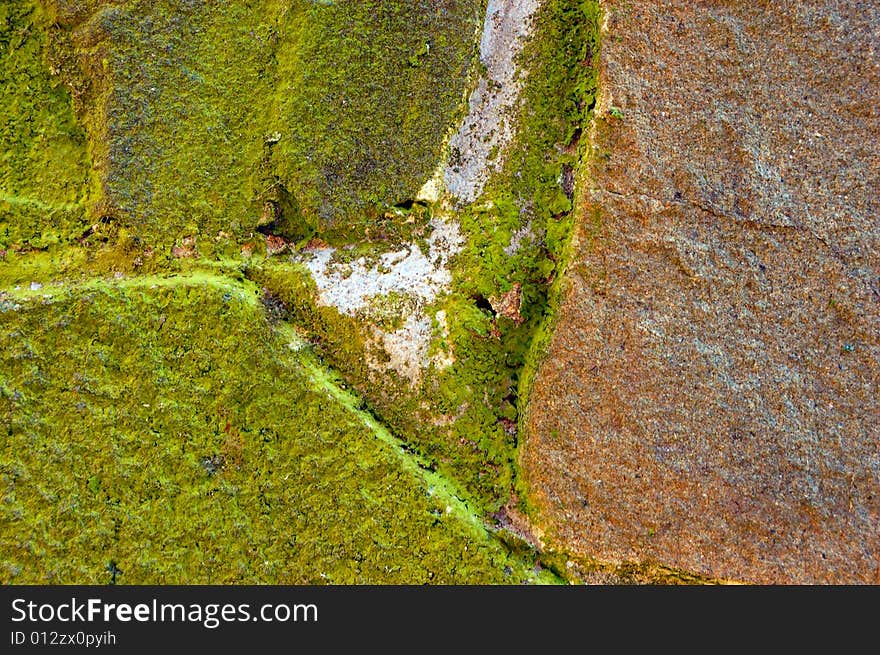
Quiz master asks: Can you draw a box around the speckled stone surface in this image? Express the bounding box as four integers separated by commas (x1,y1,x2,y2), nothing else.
523,0,879,584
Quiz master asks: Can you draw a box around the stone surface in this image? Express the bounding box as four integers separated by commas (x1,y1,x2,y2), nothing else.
0,275,554,584
12,0,481,245
522,0,880,584
444,0,543,202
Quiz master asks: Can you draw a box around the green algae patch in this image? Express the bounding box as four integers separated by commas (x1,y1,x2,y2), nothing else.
35,0,481,248
0,275,550,583
0,1,92,249
266,0,481,240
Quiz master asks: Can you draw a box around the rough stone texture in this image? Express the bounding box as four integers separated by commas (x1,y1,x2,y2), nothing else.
444,0,543,203
294,216,464,383
523,0,880,584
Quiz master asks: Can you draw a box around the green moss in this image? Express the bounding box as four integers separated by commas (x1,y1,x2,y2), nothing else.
247,260,512,515
365,291,417,332
245,262,374,384
0,273,555,584
0,0,602,583
90,1,280,242
511,2,602,526
268,1,482,240
381,0,606,516
0,1,91,249
29,1,481,249
243,1,602,520
421,0,601,511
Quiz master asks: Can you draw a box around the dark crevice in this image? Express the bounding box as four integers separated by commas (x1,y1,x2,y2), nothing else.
560,163,575,200
393,199,428,211
106,560,121,585
472,294,496,316
259,287,287,323
255,181,313,242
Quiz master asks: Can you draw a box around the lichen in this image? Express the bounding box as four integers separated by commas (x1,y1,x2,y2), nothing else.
12,1,483,250
0,0,91,250
0,273,556,584
249,0,602,523
267,0,483,240
0,0,602,585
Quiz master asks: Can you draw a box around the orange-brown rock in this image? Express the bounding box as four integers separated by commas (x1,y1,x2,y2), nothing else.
490,283,525,325
523,0,879,584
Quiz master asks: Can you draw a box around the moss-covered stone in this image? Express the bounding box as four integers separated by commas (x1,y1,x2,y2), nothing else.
0,1,92,249
246,1,601,521
0,0,602,585
0,274,554,583
15,0,480,249
267,0,482,240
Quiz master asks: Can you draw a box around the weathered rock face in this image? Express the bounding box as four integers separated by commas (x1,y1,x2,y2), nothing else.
0,0,597,584
523,0,879,583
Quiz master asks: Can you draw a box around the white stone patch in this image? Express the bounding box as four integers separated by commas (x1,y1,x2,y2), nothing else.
443,0,543,203
416,161,447,204
378,314,434,384
299,217,463,316
291,0,546,381
295,217,464,383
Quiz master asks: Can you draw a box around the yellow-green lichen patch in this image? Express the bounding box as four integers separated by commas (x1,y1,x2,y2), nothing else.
0,0,91,249
268,0,483,240
91,0,280,242
0,275,552,583
0,0,602,584
36,1,482,248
